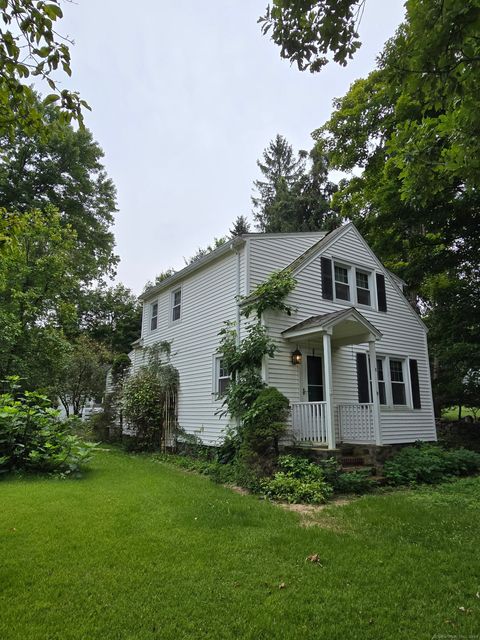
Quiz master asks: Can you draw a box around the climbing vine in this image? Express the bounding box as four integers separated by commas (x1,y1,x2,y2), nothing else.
122,342,178,451
217,269,297,475
240,269,297,318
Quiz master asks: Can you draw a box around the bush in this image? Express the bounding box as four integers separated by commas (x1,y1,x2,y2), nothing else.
383,442,480,486
240,387,290,475
0,383,96,476
334,469,375,494
260,454,333,504
155,454,237,485
279,455,375,495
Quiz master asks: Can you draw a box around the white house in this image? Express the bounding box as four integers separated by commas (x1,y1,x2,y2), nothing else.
133,223,436,450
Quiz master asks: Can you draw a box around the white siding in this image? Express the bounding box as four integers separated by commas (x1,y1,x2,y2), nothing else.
265,225,436,444
138,247,246,445
248,233,324,290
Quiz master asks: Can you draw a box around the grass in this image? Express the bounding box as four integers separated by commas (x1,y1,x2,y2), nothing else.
1,450,480,640
441,406,479,421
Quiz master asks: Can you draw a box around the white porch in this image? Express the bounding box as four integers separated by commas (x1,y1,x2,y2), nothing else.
282,308,383,449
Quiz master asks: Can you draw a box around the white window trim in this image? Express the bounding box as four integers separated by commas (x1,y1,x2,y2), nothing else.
331,258,376,310
213,355,230,401
150,300,159,332
170,287,182,324
376,354,413,410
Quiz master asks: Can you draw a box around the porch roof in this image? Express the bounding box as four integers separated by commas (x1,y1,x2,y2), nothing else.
281,307,382,344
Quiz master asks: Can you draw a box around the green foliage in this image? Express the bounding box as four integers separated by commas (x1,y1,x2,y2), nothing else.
241,387,290,475
259,1,363,72
155,453,237,485
260,455,332,504
77,285,141,355
0,0,87,140
122,346,178,452
219,321,276,375
0,377,96,476
229,215,250,236
0,207,79,388
185,236,229,265
54,335,110,417
241,270,297,318
252,134,338,233
384,443,480,486
0,100,118,284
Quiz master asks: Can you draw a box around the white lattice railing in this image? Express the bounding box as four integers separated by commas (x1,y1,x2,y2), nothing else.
291,401,328,445
338,403,375,443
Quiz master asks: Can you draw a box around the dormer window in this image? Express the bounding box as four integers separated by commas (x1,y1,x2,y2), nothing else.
171,288,181,322
150,301,158,331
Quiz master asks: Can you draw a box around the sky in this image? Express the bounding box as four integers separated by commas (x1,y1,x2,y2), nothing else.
58,0,406,294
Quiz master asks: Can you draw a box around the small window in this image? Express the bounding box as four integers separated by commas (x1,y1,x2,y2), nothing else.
377,358,387,405
171,289,181,322
215,357,230,398
150,302,158,331
390,359,407,405
334,264,350,301
356,270,371,306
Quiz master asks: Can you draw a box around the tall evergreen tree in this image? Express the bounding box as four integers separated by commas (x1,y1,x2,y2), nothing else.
252,134,306,229
252,135,338,232
230,215,251,236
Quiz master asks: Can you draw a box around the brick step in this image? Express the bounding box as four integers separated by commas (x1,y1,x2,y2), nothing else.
340,456,366,467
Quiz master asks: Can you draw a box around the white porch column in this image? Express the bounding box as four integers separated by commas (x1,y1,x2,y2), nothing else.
322,332,335,449
368,339,382,445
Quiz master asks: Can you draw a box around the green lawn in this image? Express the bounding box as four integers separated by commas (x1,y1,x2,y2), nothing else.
1,450,479,640
442,406,479,421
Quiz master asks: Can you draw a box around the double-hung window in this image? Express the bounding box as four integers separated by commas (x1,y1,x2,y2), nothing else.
334,263,350,301
171,288,181,322
333,262,372,307
215,357,230,398
356,270,371,306
376,356,408,407
376,358,387,405
389,358,407,405
150,301,158,331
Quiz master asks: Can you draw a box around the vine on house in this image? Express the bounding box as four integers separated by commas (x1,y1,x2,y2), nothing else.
217,269,297,475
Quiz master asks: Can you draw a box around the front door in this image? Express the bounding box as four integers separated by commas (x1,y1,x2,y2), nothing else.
306,355,324,401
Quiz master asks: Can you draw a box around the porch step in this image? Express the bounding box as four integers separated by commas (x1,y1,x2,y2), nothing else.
340,456,365,467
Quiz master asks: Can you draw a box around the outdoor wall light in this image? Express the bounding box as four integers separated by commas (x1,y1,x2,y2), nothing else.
291,348,302,366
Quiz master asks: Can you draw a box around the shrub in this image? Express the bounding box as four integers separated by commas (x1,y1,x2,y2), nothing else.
261,473,332,504
383,443,480,486
334,470,375,494
260,454,333,503
240,387,290,476
0,381,96,476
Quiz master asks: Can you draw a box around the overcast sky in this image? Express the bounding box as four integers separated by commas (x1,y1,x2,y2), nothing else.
59,0,406,294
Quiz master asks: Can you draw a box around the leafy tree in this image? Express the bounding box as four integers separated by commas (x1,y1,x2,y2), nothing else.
0,207,79,388
259,1,364,72
260,0,480,415
0,99,118,283
54,335,110,416
0,0,87,139
77,284,141,355
230,215,251,236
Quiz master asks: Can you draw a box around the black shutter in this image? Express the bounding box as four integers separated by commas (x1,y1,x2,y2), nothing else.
321,257,333,300
376,273,387,312
409,359,421,409
356,353,370,403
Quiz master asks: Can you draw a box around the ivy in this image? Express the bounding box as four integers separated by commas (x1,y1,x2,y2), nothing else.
240,270,297,318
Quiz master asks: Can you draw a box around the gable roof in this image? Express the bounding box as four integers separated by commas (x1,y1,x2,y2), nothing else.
281,222,426,333
139,230,326,302
139,237,245,301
